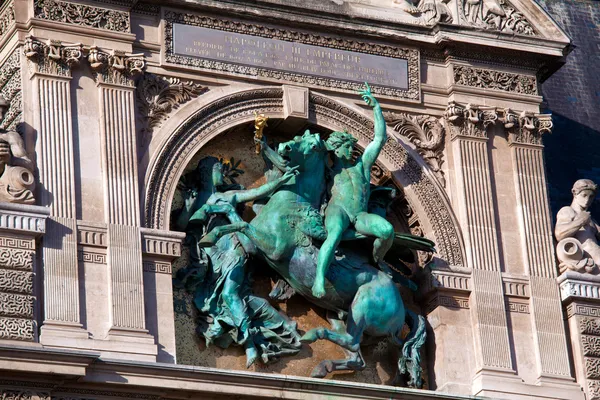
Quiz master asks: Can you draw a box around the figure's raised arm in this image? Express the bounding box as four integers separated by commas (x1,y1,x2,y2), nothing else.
359,83,386,175
555,206,587,241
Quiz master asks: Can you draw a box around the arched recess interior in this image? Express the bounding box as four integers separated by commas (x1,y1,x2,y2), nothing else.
143,87,465,268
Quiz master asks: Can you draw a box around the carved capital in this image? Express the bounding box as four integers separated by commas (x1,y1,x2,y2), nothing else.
507,112,552,146
445,102,497,140
88,46,145,87
137,74,208,135
24,36,83,77
384,111,446,187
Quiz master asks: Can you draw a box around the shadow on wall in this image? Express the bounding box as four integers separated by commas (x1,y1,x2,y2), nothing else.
543,112,600,222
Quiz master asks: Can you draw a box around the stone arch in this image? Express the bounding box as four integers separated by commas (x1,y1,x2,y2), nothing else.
143,87,465,268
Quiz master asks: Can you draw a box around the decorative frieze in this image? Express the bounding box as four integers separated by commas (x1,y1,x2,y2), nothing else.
453,65,537,95
0,389,50,400
88,46,145,87
502,276,529,298
77,222,108,247
142,261,171,274
507,300,530,314
78,250,106,265
137,74,208,134
0,248,33,271
0,269,32,294
0,48,22,131
425,294,469,314
458,0,537,36
34,0,130,32
141,228,184,259
0,292,33,318
384,111,446,187
24,36,83,78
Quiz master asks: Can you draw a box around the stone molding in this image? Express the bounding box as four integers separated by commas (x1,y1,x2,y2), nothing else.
140,227,185,260
77,250,107,265
558,272,600,302
142,260,171,274
502,275,529,298
0,203,48,236
507,299,530,314
384,111,446,187
163,10,420,100
24,36,83,78
77,221,108,248
457,0,537,36
144,87,465,268
34,0,130,33
136,74,208,135
453,65,537,95
88,46,145,87
426,293,469,314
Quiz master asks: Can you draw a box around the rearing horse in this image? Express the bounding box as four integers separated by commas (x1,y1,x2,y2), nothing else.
198,130,427,387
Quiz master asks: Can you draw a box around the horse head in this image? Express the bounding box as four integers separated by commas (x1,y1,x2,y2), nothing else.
277,130,327,172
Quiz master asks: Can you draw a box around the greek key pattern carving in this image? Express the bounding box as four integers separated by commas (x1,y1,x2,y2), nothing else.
34,0,130,32
426,294,469,314
0,389,49,399
0,48,21,131
0,248,33,271
567,304,600,319
384,111,446,187
0,292,33,318
0,1,15,44
137,74,208,134
0,237,34,250
458,0,536,36
507,300,529,314
24,36,83,77
0,269,32,294
88,46,145,87
143,261,171,274
0,317,33,340
453,65,537,95
164,11,420,100
77,250,106,265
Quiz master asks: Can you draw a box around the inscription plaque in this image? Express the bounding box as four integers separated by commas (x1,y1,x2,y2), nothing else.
172,23,410,92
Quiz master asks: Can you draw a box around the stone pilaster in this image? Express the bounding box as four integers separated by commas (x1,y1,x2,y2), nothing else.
24,36,88,340
445,103,514,379
0,203,48,342
559,272,600,399
88,47,150,340
508,113,573,381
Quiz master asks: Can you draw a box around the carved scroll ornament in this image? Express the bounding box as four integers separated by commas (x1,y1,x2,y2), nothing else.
88,46,145,86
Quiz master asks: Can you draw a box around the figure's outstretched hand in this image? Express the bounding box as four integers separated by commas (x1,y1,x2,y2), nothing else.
358,82,379,108
183,188,198,211
282,165,300,181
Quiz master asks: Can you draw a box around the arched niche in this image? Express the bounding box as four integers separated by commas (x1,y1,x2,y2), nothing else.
143,87,465,268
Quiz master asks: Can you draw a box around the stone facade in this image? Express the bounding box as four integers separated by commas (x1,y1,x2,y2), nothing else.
0,0,589,399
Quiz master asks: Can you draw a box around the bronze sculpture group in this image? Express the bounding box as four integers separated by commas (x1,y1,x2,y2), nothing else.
175,84,435,387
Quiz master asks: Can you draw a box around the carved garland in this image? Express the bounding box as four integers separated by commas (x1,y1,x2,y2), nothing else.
144,89,465,268
34,0,130,33
453,65,537,95
384,111,446,187
163,10,420,100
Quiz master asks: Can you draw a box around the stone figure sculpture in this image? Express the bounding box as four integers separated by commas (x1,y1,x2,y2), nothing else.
312,84,394,298
177,84,435,387
175,158,302,367
0,96,35,204
555,179,600,274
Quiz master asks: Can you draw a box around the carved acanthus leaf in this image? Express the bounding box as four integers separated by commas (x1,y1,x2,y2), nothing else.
384,111,446,187
137,74,208,134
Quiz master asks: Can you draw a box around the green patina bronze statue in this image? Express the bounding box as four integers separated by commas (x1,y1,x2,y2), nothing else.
175,84,435,387
313,83,395,298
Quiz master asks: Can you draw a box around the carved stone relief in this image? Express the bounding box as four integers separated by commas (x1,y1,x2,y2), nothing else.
136,74,208,135
34,0,130,32
0,1,15,44
0,48,22,131
384,111,446,187
457,0,536,36
581,317,600,399
453,65,537,95
88,47,145,87
24,36,83,78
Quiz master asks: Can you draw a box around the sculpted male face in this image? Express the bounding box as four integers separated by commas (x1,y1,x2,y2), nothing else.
574,189,596,210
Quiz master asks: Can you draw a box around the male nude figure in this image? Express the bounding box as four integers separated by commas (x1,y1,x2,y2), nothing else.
312,84,394,298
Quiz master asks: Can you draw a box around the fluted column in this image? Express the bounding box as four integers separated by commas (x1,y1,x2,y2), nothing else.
89,47,149,336
509,113,572,381
446,103,514,376
25,37,88,339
